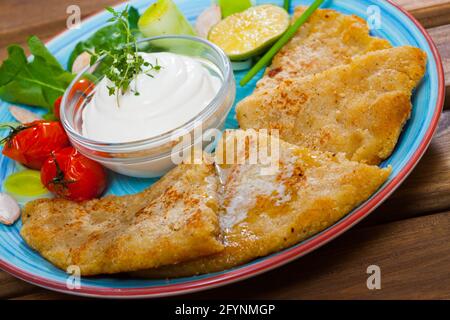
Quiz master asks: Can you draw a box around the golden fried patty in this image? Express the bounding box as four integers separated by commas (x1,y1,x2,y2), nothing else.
135,130,391,278
237,46,427,165
256,6,392,92
21,160,223,276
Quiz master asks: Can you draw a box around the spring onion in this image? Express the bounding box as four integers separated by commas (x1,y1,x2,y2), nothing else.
3,170,52,206
240,0,325,86
284,0,291,11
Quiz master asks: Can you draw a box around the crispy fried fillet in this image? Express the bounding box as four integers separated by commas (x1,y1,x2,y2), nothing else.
257,6,392,91
237,46,427,165
135,130,391,278
21,159,223,276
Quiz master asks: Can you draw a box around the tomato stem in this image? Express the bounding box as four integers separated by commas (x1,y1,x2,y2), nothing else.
0,124,37,147
49,152,76,192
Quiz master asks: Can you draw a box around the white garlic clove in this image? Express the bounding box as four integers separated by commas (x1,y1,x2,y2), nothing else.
0,193,21,226
195,5,222,38
72,51,92,74
9,106,42,124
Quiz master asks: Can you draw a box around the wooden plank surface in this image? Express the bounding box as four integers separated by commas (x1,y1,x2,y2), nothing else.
0,272,38,300
395,0,450,27
428,25,450,105
0,0,449,300
0,0,122,65
0,0,121,50
12,292,79,300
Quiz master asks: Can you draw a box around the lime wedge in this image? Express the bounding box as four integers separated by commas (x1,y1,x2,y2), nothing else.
208,5,289,61
138,0,196,37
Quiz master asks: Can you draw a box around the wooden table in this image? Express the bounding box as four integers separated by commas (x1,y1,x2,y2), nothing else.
1,0,449,300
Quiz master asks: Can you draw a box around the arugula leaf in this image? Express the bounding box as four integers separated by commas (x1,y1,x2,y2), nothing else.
27,36,63,69
0,36,75,111
68,6,141,70
128,6,140,30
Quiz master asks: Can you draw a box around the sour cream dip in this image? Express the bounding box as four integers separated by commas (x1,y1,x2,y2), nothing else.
82,52,222,143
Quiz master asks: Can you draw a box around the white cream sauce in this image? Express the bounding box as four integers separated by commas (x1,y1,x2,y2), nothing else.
82,52,222,143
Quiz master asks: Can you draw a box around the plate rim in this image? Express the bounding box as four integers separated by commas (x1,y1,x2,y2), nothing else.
0,0,445,298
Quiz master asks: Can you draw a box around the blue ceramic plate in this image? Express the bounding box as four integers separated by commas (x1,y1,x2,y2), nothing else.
0,0,444,298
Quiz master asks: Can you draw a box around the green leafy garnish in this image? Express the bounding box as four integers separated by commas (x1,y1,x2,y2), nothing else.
89,7,162,105
0,36,75,111
67,6,140,71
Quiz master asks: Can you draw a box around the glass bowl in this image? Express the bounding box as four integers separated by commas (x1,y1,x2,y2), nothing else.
60,35,235,178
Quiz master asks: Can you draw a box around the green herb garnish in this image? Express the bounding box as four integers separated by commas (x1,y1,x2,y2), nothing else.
240,0,325,86
68,6,140,71
89,7,162,105
284,0,291,11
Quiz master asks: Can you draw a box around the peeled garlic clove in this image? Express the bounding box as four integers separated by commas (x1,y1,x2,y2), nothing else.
195,5,222,38
9,106,42,124
0,193,21,226
72,51,92,74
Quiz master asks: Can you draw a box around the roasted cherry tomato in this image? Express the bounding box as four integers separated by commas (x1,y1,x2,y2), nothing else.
53,96,62,120
1,121,70,170
41,147,107,201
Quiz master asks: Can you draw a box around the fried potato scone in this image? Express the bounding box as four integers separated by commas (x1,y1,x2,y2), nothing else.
237,46,427,165
257,6,392,91
135,130,391,278
21,159,223,276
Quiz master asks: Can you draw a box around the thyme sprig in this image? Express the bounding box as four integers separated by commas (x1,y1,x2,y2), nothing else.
89,6,162,105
